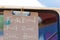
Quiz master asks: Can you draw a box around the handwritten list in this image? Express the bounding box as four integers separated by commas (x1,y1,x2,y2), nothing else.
4,10,38,40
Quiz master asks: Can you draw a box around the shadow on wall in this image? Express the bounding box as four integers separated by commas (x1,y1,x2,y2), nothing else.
38,0,60,8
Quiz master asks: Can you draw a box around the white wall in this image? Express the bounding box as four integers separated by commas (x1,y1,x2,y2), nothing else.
0,0,45,7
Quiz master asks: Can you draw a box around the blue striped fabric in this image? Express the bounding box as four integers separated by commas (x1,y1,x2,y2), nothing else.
39,22,58,40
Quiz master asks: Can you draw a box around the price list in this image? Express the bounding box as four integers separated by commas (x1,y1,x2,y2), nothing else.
4,10,38,40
